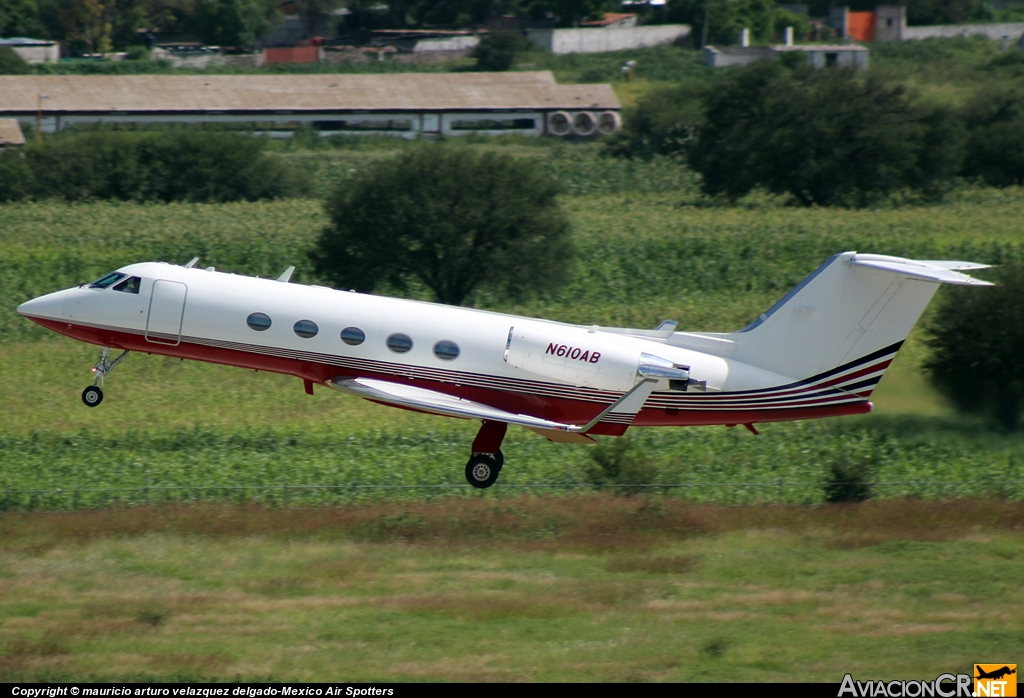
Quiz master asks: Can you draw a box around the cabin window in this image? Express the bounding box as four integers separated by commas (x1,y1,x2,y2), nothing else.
341,327,365,346
386,333,413,353
433,340,460,361
294,320,319,338
246,312,272,331
113,276,141,294
89,272,126,289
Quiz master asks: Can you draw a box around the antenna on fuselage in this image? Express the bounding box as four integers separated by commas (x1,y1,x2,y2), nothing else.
183,257,199,268
277,266,295,283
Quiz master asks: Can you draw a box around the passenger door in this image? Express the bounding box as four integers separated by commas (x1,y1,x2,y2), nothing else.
146,280,187,346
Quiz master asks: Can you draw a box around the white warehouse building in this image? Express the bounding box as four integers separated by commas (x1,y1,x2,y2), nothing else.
0,72,621,138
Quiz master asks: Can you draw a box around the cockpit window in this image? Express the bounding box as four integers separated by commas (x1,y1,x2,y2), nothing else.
89,272,127,289
113,276,141,294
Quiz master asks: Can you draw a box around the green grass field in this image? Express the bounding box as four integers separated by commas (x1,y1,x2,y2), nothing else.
2,498,1023,681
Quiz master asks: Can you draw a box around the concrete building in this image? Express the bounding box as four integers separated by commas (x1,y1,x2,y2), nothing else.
704,44,869,69
831,6,1024,42
0,119,26,150
875,5,1024,41
527,23,690,54
0,37,59,64
0,72,620,139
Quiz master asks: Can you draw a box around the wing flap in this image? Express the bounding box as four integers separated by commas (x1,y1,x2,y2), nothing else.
327,377,656,434
328,377,574,430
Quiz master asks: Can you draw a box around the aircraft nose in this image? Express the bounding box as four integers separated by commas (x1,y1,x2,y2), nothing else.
17,291,66,320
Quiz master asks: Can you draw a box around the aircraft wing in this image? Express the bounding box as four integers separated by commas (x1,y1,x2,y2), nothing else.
327,377,655,435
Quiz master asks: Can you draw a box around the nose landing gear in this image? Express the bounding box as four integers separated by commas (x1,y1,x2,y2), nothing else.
82,347,129,407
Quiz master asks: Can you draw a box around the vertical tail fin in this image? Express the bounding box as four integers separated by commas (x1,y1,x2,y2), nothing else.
717,252,992,385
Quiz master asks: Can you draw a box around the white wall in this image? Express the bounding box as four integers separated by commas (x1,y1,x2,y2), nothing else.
528,25,690,54
8,43,59,63
413,36,480,52
901,22,1024,40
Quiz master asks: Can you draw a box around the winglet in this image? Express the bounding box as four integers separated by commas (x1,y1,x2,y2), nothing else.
277,266,295,283
183,257,199,268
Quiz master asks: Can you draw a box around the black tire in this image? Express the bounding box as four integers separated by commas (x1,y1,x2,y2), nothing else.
82,385,103,407
466,453,501,489
494,449,504,470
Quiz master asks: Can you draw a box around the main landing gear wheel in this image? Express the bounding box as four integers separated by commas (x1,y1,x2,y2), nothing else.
466,451,503,489
82,385,103,407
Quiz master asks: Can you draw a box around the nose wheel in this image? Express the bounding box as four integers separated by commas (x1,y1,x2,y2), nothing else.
465,451,503,489
83,347,129,408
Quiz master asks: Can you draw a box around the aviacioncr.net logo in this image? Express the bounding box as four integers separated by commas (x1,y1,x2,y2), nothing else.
839,673,973,697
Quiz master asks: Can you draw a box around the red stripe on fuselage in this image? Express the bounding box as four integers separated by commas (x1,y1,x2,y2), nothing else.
27,317,871,429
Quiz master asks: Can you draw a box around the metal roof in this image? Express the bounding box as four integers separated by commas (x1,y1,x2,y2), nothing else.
0,72,620,114
0,119,26,145
0,37,57,46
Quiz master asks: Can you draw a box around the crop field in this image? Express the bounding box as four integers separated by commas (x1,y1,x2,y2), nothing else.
3,147,1024,508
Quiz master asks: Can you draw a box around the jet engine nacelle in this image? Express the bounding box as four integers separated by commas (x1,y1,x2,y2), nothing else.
504,325,690,392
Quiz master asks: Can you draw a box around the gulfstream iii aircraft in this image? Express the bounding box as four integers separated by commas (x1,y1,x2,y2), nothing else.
18,252,991,488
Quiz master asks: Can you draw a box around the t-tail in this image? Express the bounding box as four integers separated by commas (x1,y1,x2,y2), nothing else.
673,252,993,396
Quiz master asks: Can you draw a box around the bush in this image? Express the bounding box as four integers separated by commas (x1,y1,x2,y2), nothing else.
311,144,573,306
925,263,1024,430
0,131,301,203
583,438,659,496
822,453,875,503
687,63,962,206
0,45,32,75
124,45,151,61
471,30,531,71
960,87,1024,187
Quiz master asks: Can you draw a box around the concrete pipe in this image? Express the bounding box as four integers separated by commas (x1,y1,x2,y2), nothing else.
597,111,622,136
547,111,572,137
572,111,598,137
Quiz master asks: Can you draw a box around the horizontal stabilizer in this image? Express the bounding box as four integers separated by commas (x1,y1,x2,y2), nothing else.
850,254,993,286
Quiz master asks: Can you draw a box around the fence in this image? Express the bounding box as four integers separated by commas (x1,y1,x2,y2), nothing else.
2,480,1021,512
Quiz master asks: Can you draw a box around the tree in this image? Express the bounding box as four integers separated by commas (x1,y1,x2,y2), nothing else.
925,263,1024,431
1,0,43,37
471,29,530,71
960,87,1024,187
289,0,340,37
687,62,962,206
603,78,710,159
195,0,270,46
311,145,573,307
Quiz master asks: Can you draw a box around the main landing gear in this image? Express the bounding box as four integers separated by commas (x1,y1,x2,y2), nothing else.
465,420,508,489
82,346,129,407
466,451,504,489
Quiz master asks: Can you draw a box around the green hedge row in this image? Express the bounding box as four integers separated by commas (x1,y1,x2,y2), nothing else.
0,131,302,203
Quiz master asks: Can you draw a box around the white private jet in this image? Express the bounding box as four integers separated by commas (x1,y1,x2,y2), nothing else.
18,252,991,488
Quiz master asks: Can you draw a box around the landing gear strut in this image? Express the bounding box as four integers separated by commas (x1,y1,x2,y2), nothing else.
465,420,508,489
82,346,129,407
